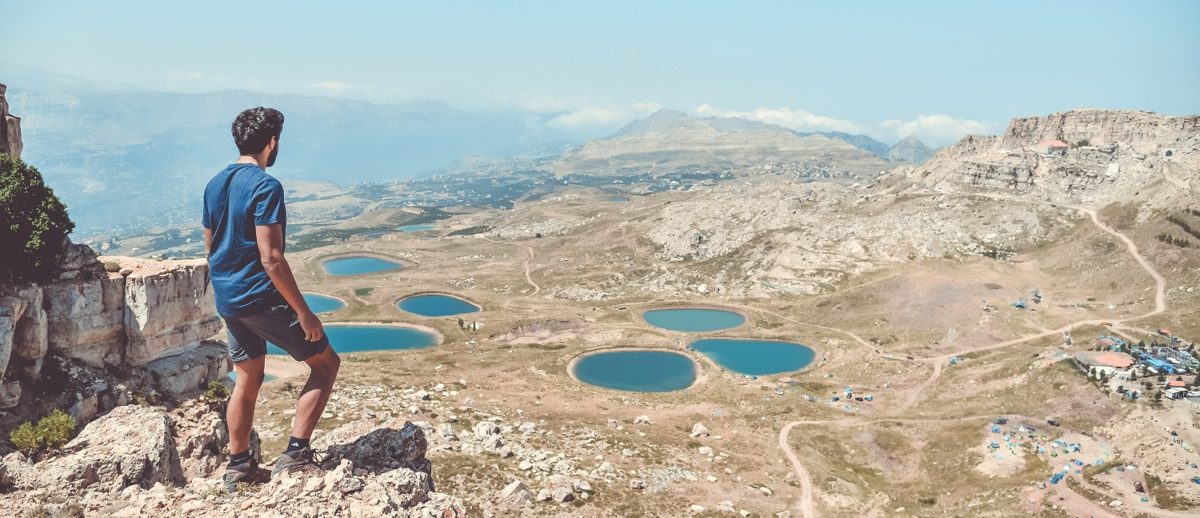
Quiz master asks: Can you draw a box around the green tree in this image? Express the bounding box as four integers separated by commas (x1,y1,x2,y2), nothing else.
0,154,74,282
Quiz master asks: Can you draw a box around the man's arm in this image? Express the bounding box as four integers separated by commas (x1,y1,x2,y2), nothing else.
255,223,324,342
203,228,213,257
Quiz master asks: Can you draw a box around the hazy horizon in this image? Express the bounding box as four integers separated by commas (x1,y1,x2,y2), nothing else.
3,1,1197,146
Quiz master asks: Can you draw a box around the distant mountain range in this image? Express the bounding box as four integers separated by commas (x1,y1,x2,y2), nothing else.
0,64,586,236
549,109,890,176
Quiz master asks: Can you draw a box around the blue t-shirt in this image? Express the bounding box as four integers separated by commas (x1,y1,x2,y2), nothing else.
202,163,287,318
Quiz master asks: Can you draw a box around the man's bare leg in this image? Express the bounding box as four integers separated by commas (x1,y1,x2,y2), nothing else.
228,355,266,454
290,346,340,440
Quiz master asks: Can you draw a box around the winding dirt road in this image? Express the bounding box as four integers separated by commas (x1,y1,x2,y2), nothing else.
777,198,1170,518
524,246,540,295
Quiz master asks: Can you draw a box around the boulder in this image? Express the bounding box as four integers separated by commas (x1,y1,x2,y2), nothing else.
497,479,533,507
552,486,574,503
315,417,432,479
690,422,711,438
7,405,183,492
122,261,222,366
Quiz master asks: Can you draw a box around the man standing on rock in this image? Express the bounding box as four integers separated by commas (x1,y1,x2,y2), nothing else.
202,107,341,492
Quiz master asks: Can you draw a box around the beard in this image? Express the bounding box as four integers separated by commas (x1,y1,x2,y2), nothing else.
266,142,279,167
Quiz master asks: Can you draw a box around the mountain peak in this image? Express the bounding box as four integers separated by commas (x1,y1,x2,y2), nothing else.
887,135,934,164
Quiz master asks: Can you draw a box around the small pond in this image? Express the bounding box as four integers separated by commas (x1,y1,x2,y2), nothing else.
303,292,345,314
690,338,815,376
321,255,404,276
268,324,439,355
643,308,746,333
398,293,480,317
572,349,696,392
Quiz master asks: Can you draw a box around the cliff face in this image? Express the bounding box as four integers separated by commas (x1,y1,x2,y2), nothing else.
909,110,1199,209
0,246,225,419
0,83,21,158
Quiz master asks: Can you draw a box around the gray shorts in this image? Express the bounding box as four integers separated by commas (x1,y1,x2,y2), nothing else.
223,303,330,363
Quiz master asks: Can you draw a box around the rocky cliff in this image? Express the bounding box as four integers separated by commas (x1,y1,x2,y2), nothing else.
0,246,225,422
0,83,21,158
908,110,1199,209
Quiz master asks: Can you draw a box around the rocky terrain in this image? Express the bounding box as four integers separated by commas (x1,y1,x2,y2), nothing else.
0,83,21,158
907,109,1199,210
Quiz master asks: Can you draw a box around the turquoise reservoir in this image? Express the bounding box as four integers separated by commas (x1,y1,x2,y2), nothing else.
397,224,436,232
303,292,345,314
268,324,438,355
398,293,480,317
643,308,746,333
322,255,404,276
690,338,815,376
573,350,696,392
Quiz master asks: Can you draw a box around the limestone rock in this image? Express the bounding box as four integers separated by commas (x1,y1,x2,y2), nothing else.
7,405,183,492
690,422,711,438
552,486,574,503
0,83,22,158
122,260,222,366
497,480,532,507
315,417,432,479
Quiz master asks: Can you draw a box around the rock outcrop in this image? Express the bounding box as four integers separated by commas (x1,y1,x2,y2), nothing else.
0,404,465,517
0,249,225,420
911,110,1199,209
0,83,21,158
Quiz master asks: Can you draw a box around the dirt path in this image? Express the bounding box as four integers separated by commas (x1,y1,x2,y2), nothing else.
776,197,1171,517
523,246,540,295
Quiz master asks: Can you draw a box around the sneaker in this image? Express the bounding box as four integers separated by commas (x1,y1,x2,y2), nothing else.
223,457,259,493
272,447,325,478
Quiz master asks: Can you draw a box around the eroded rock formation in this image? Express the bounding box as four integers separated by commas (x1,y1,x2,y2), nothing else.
0,83,21,158
0,248,225,421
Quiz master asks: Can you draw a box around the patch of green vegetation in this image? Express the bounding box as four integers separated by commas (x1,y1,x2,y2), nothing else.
202,380,230,403
102,260,121,273
1144,472,1199,510
447,225,490,236
354,287,375,296
9,409,78,459
0,154,75,282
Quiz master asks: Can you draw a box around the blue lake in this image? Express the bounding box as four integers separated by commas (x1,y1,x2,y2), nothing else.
397,224,436,232
268,325,439,355
573,350,696,392
690,338,815,376
322,256,404,276
643,308,746,333
398,293,480,317
228,371,279,382
303,292,345,314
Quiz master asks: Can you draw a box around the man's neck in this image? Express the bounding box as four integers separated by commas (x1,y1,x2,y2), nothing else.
235,155,268,169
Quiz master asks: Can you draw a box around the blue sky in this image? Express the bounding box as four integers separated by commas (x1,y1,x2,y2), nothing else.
2,0,1197,145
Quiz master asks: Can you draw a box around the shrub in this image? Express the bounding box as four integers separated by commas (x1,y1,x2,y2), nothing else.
8,409,77,458
102,260,121,273
0,154,75,282
202,380,230,402
9,421,40,456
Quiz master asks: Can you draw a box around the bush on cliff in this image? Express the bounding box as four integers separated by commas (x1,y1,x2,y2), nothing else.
0,154,75,283
9,409,77,459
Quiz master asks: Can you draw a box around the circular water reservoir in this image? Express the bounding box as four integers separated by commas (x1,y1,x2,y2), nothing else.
572,349,696,392
321,255,404,276
229,371,279,383
643,308,746,333
690,338,815,376
398,293,480,317
303,292,345,314
397,224,436,232
268,324,439,355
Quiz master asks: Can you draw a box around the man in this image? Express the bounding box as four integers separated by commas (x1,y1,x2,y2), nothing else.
202,107,341,492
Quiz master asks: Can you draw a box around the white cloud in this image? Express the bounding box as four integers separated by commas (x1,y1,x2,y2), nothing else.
541,100,664,129
878,114,991,145
692,103,861,133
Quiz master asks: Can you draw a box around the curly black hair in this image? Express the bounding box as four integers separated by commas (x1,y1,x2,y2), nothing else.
231,107,284,155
